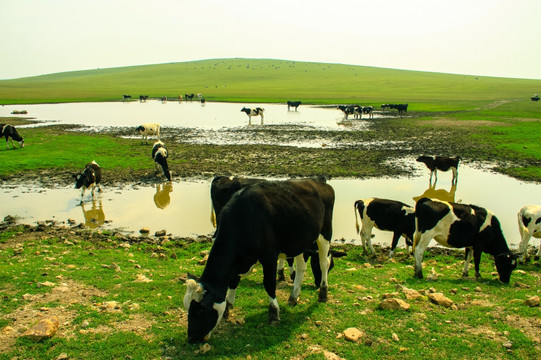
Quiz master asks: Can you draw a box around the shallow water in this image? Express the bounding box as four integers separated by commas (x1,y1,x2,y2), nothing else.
1,165,538,249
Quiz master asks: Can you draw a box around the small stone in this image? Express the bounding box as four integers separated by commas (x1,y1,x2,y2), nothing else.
22,316,59,341
155,229,167,237
392,332,400,342
474,286,482,292
524,295,540,307
428,293,454,308
134,274,153,283
502,341,513,349
139,227,150,234
343,327,364,342
57,353,69,360
379,298,410,311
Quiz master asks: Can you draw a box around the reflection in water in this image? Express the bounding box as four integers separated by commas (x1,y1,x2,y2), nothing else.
81,199,106,228
413,182,458,203
154,182,173,209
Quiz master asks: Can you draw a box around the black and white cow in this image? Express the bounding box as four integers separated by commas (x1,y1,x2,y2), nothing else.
287,101,302,111
73,161,102,202
240,107,265,125
1,124,24,149
185,93,195,101
209,175,335,285
122,94,131,100
531,94,540,102
413,197,519,283
381,104,391,112
354,198,415,257
337,105,356,119
416,155,461,185
184,177,334,343
517,205,541,262
362,106,374,119
152,141,172,181
390,103,408,115
139,95,149,102
136,123,160,144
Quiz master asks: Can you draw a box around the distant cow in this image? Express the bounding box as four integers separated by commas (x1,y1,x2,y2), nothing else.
381,104,391,112
287,101,302,111
161,96,167,101
73,161,102,202
152,141,172,181
362,106,374,119
416,155,460,185
531,94,540,101
136,123,160,144
337,105,356,119
241,107,265,125
139,95,149,102
354,198,415,257
185,94,195,101
184,177,334,343
390,103,408,115
517,205,541,262
1,124,24,149
122,94,131,100
413,197,519,283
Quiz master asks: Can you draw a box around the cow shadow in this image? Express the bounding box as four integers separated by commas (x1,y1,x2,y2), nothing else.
153,181,173,209
413,182,458,203
81,199,106,228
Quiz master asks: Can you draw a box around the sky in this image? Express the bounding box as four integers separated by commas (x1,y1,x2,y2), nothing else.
1,0,540,80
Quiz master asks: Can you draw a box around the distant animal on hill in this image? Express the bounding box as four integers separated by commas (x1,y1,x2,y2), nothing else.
73,161,102,202
152,141,172,181
416,155,461,185
1,124,24,149
241,107,265,125
136,123,160,144
287,101,302,111
139,95,149,102
122,95,131,100
185,94,195,101
531,94,540,101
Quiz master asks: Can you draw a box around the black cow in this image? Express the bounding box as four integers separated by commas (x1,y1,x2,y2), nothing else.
390,103,408,115
531,94,540,101
1,124,24,149
73,161,102,202
413,197,519,283
122,94,131,100
362,106,374,119
139,95,149,102
287,101,302,111
185,93,195,101
354,198,415,257
184,177,334,343
152,141,172,181
209,175,334,285
240,107,265,125
416,155,461,185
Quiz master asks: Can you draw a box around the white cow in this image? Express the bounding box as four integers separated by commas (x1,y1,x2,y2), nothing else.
517,205,541,262
136,123,160,144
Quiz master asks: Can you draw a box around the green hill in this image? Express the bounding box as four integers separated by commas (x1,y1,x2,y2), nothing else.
1,58,540,111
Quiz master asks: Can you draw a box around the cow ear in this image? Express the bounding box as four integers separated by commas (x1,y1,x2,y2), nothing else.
511,252,522,260
185,279,205,302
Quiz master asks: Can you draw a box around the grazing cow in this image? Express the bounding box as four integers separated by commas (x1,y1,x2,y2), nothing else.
517,205,541,262
354,198,415,257
122,94,131,100
287,101,302,111
390,103,408,115
337,105,356,119
136,123,160,144
184,177,334,343
185,93,195,101
416,155,460,185
362,106,374,119
139,95,149,102
152,141,172,181
531,94,540,101
1,124,24,149
73,161,102,201
240,107,265,125
197,93,203,100
413,197,519,283
209,175,334,285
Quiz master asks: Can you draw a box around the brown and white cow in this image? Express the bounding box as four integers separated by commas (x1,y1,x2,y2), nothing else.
517,205,541,263
73,161,102,202
184,177,334,343
413,197,519,283
1,124,24,149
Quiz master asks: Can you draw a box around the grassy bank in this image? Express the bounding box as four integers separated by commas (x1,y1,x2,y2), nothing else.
0,223,539,359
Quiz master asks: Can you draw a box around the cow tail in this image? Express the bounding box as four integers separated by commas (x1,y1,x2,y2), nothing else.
517,207,526,238
354,200,361,234
210,203,217,228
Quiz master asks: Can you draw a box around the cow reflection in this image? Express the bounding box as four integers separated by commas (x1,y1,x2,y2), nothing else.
154,181,173,209
413,182,458,203
81,199,106,228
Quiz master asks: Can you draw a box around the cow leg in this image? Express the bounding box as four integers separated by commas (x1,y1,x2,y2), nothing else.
535,242,540,260
389,232,401,258
413,233,430,279
360,224,376,255
260,115,264,125
316,235,331,302
452,167,458,185
518,233,532,263
288,254,307,306
462,248,473,277
224,275,241,319
261,259,280,325
433,169,438,184
277,258,286,282
473,248,482,279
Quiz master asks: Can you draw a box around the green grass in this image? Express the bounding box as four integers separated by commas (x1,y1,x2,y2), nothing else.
0,227,539,359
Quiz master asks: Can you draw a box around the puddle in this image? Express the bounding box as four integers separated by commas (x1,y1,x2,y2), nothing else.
1,165,538,248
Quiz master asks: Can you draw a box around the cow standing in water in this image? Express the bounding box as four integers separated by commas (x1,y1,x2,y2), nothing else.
73,161,102,202
184,177,334,343
241,107,265,125
416,155,461,185
1,124,24,149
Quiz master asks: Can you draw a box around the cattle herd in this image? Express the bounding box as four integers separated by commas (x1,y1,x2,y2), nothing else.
2,99,539,345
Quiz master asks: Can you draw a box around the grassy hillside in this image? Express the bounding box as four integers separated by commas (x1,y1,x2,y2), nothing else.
1,58,540,111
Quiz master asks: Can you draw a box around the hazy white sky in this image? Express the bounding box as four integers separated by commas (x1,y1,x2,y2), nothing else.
1,0,540,80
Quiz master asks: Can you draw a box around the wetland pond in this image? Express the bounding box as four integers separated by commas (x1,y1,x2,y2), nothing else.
1,164,538,249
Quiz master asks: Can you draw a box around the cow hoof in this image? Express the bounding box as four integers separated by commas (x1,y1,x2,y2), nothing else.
288,296,298,306
534,256,540,261
277,270,285,282
318,286,328,303
414,272,423,279
462,273,468,278
268,305,280,325
223,302,233,320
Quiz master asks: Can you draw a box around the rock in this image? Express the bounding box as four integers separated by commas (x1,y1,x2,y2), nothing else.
57,353,69,360
139,227,150,234
397,285,424,300
379,298,410,311
155,229,167,237
22,316,59,341
37,281,56,288
382,292,399,299
343,327,364,342
502,341,513,349
524,295,540,307
134,274,153,283
392,332,400,342
428,293,454,308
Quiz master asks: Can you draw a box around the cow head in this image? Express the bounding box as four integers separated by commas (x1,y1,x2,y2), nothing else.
73,168,94,189
73,172,86,189
184,276,226,343
135,125,145,134
494,252,520,283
